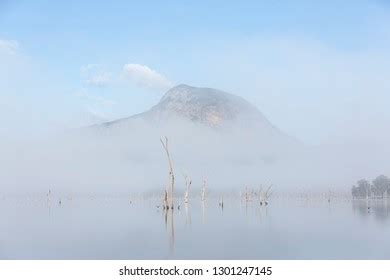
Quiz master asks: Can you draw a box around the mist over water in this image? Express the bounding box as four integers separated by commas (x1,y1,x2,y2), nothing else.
1,83,389,259
1,114,389,196
2,0,390,261
1,195,389,259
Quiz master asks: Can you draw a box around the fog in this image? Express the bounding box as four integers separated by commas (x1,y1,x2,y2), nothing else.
3,2,390,260
1,114,389,197
1,11,390,197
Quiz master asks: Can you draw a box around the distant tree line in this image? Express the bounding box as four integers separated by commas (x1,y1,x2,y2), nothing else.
352,175,390,199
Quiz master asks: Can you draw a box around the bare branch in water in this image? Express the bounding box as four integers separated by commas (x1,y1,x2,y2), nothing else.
160,137,175,209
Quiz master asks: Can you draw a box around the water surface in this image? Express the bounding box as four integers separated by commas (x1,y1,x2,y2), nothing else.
0,196,389,259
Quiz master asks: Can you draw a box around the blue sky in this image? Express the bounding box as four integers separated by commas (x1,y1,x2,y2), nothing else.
1,0,390,144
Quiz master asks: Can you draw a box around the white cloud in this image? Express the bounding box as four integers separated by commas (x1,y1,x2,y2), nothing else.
121,63,174,91
80,64,112,87
0,39,19,55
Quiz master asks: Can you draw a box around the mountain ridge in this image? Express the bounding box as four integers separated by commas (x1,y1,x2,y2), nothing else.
87,84,303,166
100,84,277,131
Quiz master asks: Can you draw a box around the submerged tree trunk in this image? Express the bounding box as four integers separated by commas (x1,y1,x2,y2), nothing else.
183,174,191,204
160,137,175,209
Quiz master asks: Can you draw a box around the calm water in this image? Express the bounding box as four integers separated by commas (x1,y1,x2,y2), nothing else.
0,195,389,259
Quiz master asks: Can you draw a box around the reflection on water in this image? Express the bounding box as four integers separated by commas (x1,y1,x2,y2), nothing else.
201,200,206,224
0,195,390,259
163,208,175,253
352,199,390,222
184,203,191,226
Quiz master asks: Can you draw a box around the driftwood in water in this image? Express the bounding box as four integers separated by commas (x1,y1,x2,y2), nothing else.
219,195,224,209
262,185,273,205
160,137,175,209
183,173,192,204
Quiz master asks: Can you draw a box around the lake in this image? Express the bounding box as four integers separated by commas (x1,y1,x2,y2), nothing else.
0,195,389,259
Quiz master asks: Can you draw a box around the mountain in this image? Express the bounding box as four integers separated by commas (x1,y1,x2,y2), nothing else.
101,84,278,132
91,84,301,162
80,84,305,188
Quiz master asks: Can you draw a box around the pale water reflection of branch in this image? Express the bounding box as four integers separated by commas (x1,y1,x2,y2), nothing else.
185,202,191,226
163,207,175,254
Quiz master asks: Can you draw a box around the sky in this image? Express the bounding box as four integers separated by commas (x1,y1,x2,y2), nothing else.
1,0,390,145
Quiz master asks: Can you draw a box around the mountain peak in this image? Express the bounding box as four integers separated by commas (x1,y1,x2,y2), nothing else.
150,84,266,127
100,84,273,130
171,83,193,89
